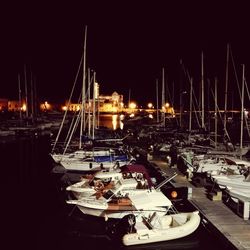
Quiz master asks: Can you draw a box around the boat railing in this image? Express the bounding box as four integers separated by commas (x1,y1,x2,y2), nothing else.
155,172,178,191
180,155,194,169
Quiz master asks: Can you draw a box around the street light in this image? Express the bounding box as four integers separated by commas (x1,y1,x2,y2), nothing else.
129,102,136,109
148,102,153,109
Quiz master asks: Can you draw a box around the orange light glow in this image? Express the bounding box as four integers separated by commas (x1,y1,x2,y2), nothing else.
22,104,27,111
171,191,178,199
112,114,118,130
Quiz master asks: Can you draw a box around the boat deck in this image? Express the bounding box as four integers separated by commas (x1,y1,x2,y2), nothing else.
151,159,250,250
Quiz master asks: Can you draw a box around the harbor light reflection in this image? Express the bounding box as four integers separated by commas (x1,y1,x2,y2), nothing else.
112,114,124,130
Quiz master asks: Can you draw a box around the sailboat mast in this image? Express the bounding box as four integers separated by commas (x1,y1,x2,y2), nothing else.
96,76,100,129
24,64,28,119
240,64,245,159
92,71,96,140
128,88,131,108
88,68,91,137
33,76,37,119
18,74,22,121
224,44,229,137
189,78,193,132
201,52,205,129
161,67,165,126
30,71,34,123
215,77,218,149
156,79,159,123
80,25,87,149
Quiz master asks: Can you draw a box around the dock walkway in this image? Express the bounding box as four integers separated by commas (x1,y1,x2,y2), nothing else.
151,159,250,250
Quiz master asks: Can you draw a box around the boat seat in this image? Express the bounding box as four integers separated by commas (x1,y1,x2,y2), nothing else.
172,214,187,226
149,213,172,229
135,221,150,234
158,215,172,229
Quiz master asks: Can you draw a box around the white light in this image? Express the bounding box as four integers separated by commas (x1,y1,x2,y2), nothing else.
148,103,153,109
129,102,136,109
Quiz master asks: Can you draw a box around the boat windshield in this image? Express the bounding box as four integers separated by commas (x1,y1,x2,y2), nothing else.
102,190,115,200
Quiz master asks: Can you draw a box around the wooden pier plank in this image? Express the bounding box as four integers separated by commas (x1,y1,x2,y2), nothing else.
150,159,250,250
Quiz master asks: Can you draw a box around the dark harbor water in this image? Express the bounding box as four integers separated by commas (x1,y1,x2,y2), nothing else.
2,133,236,250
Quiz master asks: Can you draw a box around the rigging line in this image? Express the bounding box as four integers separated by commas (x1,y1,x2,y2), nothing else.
192,97,201,129
210,87,231,142
182,61,202,123
190,80,202,129
80,25,88,149
243,79,250,139
193,98,201,128
63,111,78,148
80,71,94,132
63,92,82,148
229,46,242,100
164,73,172,106
63,109,82,155
52,54,84,152
245,79,250,101
184,65,203,129
168,81,174,107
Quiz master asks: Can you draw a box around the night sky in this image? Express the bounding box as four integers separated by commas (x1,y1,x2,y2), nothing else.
1,1,250,109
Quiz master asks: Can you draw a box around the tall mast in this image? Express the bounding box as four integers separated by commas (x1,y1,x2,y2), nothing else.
18,74,22,121
88,68,91,137
97,91,100,129
240,64,245,159
224,43,230,138
201,51,205,129
179,60,183,128
92,71,96,140
33,76,37,119
189,78,193,132
80,25,87,149
30,70,34,124
24,64,28,119
161,67,165,126
215,77,218,149
128,88,131,108
156,79,159,123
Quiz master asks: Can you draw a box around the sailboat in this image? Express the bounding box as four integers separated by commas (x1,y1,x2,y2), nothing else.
50,26,132,172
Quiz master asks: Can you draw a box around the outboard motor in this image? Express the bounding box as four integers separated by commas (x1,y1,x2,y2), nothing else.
107,214,136,241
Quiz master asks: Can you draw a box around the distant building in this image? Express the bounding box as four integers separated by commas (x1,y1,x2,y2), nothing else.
98,91,124,113
0,98,8,111
63,91,124,113
8,100,23,112
0,89,125,114
62,101,81,112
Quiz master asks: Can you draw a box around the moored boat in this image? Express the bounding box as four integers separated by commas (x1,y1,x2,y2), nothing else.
121,211,200,246
66,171,178,219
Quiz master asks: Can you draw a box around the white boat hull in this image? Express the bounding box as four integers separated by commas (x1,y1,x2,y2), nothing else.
122,211,200,246
51,149,112,163
212,175,250,190
61,159,127,171
76,205,167,219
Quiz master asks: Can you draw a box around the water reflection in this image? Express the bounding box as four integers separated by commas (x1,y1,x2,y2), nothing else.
99,114,124,130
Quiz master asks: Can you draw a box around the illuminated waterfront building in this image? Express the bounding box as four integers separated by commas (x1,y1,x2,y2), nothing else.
0,98,8,111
